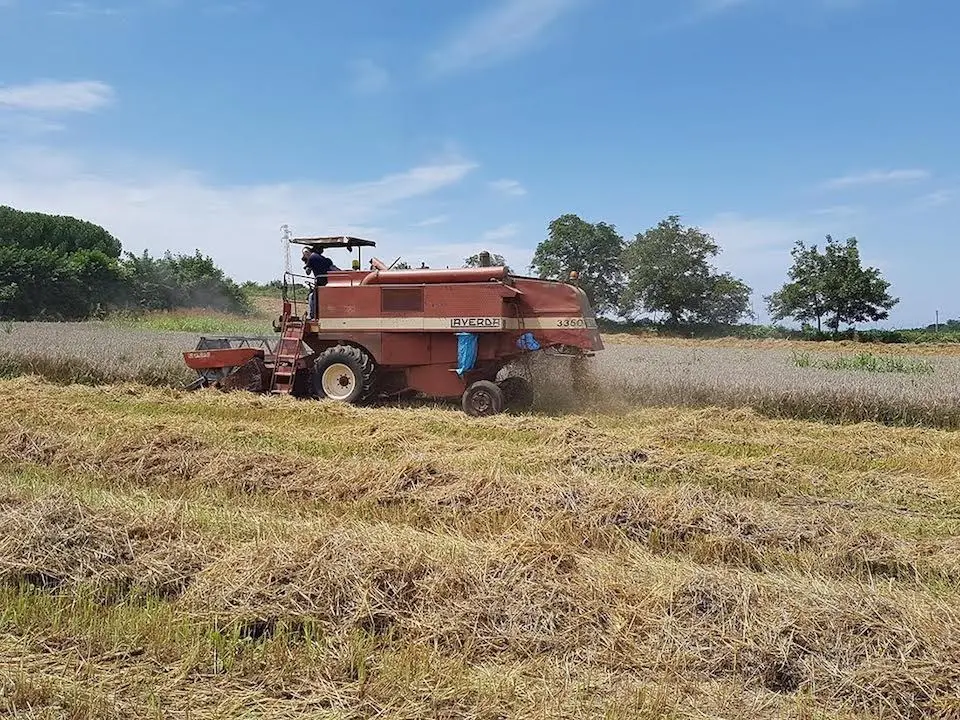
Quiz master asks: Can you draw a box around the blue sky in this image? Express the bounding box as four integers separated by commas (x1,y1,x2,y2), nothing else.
0,0,957,327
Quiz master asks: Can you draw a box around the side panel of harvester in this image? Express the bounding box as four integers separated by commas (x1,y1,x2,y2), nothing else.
509,277,604,353
299,271,600,399
302,279,519,397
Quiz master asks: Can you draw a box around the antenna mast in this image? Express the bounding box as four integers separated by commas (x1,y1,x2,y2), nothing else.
280,224,292,275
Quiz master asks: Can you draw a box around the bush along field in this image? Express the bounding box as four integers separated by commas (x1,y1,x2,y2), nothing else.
1,378,959,719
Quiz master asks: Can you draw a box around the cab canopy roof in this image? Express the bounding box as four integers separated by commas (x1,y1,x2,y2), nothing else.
290,235,376,250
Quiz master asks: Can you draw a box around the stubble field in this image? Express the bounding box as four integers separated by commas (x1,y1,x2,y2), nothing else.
1,317,960,718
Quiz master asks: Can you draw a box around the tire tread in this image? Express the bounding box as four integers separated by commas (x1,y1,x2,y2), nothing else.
312,344,377,403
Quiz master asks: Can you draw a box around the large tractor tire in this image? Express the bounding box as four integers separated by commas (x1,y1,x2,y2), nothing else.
462,380,504,417
311,345,376,404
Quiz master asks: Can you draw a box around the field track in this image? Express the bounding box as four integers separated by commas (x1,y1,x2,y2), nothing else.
2,377,959,718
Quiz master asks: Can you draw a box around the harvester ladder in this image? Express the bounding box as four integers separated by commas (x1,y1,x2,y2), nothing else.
508,298,527,331
269,315,305,395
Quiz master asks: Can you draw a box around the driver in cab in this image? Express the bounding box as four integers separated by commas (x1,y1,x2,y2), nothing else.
302,246,337,319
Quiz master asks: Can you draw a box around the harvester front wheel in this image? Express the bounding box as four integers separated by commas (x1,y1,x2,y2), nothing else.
462,380,504,417
312,345,375,404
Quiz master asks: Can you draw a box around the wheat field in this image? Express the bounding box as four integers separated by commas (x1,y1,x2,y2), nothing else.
1,375,959,719
3,321,960,427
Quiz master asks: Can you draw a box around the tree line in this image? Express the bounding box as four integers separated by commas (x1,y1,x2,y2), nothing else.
460,213,899,333
2,203,903,336
0,205,251,320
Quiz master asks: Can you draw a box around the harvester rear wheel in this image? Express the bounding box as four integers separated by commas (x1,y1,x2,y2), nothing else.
311,345,375,404
498,376,534,412
462,380,504,417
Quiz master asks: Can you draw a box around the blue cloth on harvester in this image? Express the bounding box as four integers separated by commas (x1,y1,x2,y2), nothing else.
517,332,540,351
455,332,478,377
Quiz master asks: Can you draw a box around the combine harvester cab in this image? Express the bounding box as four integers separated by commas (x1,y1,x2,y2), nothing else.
183,238,603,416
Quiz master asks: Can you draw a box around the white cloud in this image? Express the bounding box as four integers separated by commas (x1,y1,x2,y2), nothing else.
426,0,582,75
911,189,957,210
481,223,520,241
412,215,448,227
821,168,930,190
48,2,122,17
397,238,528,271
0,114,65,135
489,178,527,197
697,212,826,316
809,204,862,217
0,144,478,282
702,212,814,259
696,0,750,14
0,80,115,113
348,59,389,95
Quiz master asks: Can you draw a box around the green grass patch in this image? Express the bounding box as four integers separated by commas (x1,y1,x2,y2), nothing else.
792,350,935,375
0,583,335,677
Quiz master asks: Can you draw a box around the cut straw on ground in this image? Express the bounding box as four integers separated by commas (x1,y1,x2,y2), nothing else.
2,378,960,718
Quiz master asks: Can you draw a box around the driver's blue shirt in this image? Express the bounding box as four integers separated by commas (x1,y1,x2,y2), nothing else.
306,252,333,276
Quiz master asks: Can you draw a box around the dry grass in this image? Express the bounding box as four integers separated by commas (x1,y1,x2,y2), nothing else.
1,377,959,718
250,294,283,317
0,322,195,386
4,321,960,429
517,342,960,429
602,333,960,357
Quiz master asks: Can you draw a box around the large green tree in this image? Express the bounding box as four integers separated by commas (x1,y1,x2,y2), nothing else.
764,240,828,332
120,249,251,314
766,235,898,332
0,204,251,319
0,205,121,258
529,214,625,314
620,215,753,325
0,205,125,320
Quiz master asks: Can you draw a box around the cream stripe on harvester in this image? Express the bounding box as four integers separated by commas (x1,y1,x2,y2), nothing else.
307,316,598,332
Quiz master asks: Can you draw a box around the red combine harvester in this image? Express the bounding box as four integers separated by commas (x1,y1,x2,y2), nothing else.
183,236,603,416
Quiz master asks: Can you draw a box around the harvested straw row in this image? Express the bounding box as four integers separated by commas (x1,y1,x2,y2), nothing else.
1,489,958,719
0,493,800,719
0,492,218,599
0,629,808,720
3,418,959,589
187,520,960,717
5,376,959,498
